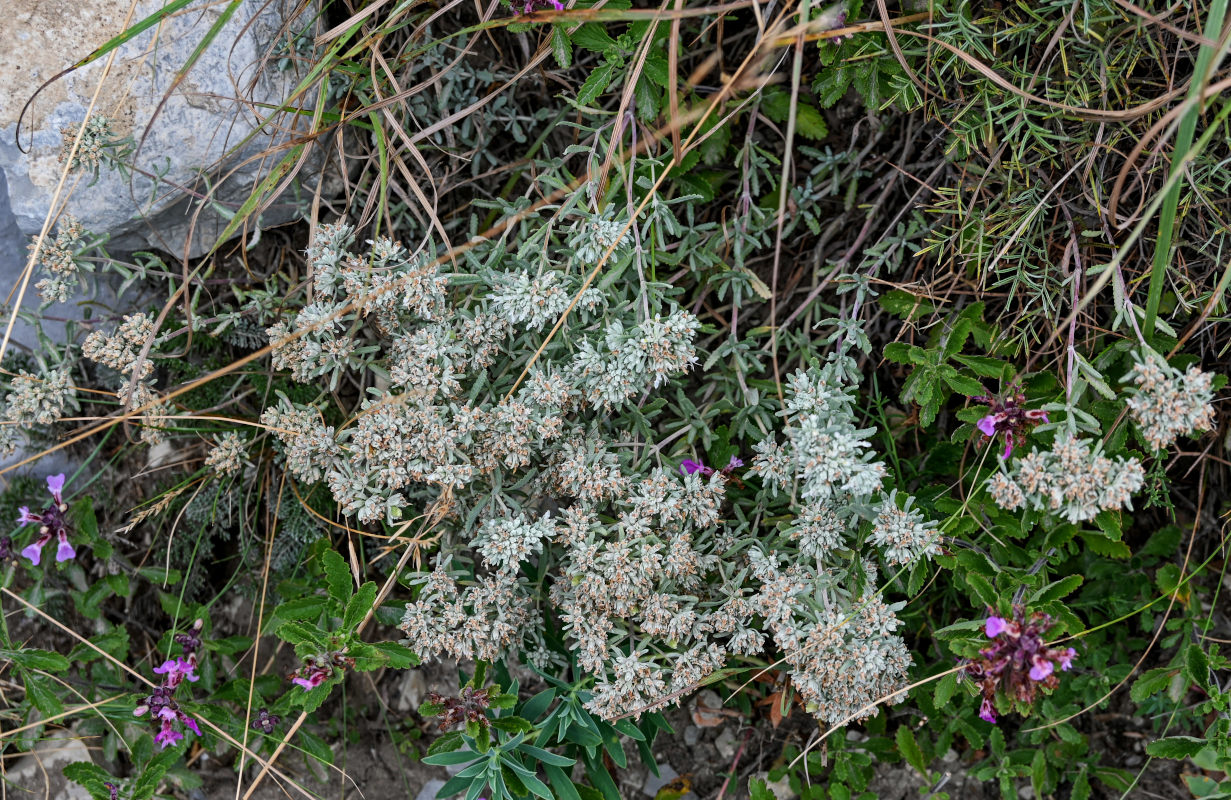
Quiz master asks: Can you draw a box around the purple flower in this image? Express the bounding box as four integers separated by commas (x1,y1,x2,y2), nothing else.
154,724,183,748
22,536,49,565
55,531,76,562
153,658,199,689
972,391,1049,459
17,473,77,565
1029,658,1054,682
725,456,744,471
251,708,281,734
963,606,1077,724
680,459,711,476
292,661,331,691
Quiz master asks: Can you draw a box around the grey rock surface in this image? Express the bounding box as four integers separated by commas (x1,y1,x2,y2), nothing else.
642,763,680,796
0,0,321,261
4,730,93,800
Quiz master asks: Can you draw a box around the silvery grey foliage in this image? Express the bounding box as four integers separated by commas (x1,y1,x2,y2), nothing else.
261,223,701,537
746,353,937,725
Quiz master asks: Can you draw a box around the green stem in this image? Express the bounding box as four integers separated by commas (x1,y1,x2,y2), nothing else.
1142,0,1230,342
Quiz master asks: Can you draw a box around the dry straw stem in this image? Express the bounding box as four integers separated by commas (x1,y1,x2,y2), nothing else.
238,507,446,800
1025,473,1211,735
0,584,329,800
0,0,801,482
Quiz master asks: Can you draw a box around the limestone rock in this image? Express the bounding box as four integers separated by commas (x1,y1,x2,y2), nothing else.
0,0,322,260
4,730,94,800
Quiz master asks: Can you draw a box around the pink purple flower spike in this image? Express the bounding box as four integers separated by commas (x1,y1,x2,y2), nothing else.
971,390,1048,459
961,606,1076,724
17,474,79,566
135,620,206,748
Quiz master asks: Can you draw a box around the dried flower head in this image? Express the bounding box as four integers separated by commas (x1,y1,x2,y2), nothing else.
205,432,247,476
986,434,1144,523
1125,352,1217,451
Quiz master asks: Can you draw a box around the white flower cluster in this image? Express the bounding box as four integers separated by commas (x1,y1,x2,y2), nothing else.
751,552,910,726
1126,352,1216,451
987,434,1144,523
261,223,700,528
399,557,539,662
474,513,556,573
753,365,886,501
59,115,115,172
488,270,572,331
205,432,248,476
4,369,77,427
269,223,448,389
83,312,168,441
869,491,941,567
571,312,699,409
567,208,631,264
743,355,937,725
28,216,92,304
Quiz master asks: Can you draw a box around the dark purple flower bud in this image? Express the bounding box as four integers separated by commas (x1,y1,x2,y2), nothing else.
251,708,281,734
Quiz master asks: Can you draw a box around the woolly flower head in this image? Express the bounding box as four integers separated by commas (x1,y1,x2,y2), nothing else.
786,503,846,558
59,115,116,171
205,432,247,476
754,358,885,502
83,313,158,378
474,513,556,573
986,434,1144,523
30,216,91,305
869,491,940,566
307,222,357,297
5,369,76,426
568,209,630,265
570,311,699,409
488,269,572,330
1125,352,1216,451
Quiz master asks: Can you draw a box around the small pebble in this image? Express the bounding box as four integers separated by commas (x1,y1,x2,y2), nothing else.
643,764,680,797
